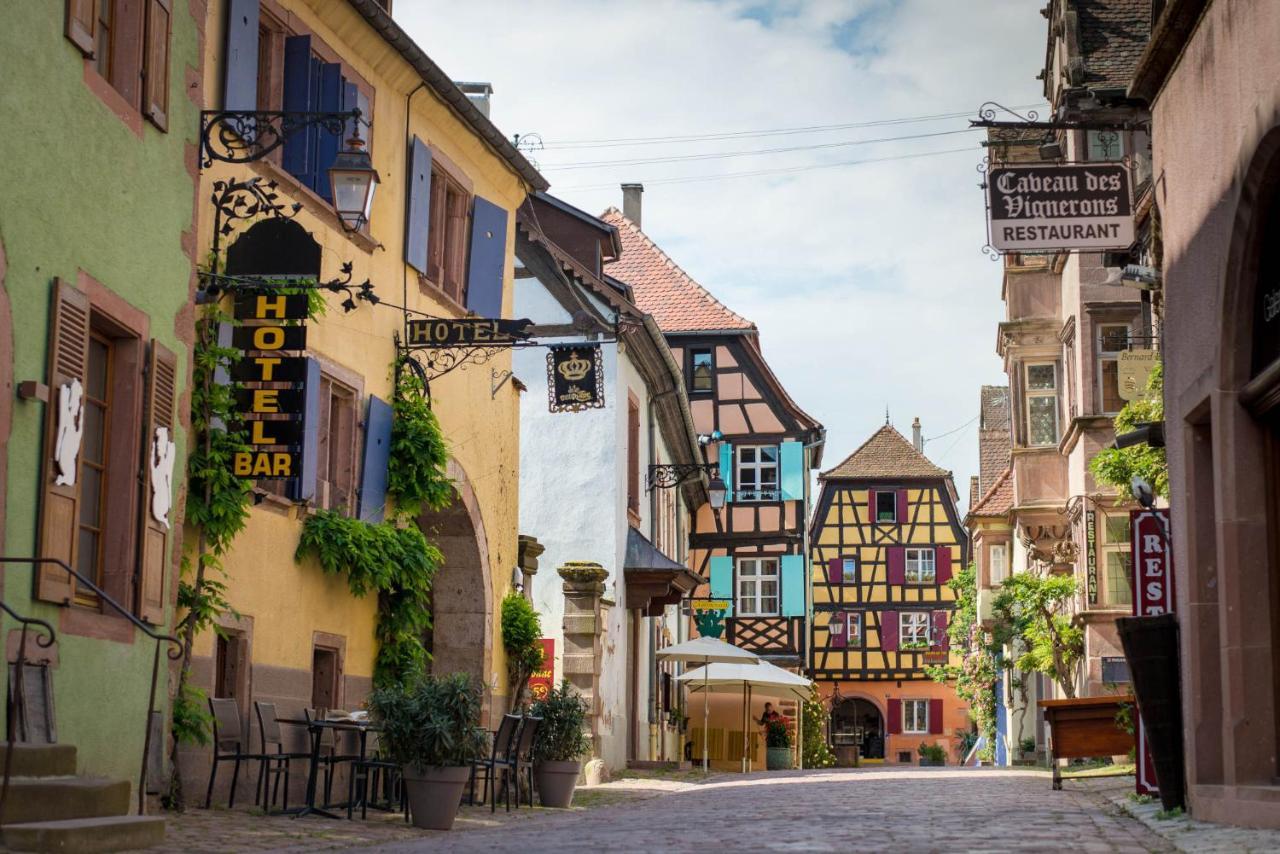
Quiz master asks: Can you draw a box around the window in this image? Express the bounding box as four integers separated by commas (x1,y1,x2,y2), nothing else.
875,491,897,523
737,558,779,616
426,166,471,303
1086,130,1125,162
75,332,114,605
1025,363,1060,446
841,557,858,584
1097,324,1130,414
1101,514,1133,607
989,543,1008,585
690,349,714,393
905,548,936,585
903,699,929,734
66,0,172,130
847,612,863,646
315,376,359,513
736,446,779,501
95,0,113,79
311,646,340,711
900,612,931,647
627,397,640,520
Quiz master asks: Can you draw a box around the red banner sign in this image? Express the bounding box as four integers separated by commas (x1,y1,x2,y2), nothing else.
527,638,555,702
1131,508,1174,796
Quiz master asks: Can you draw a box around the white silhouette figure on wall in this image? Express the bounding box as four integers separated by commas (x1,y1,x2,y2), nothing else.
150,426,176,529
54,379,85,487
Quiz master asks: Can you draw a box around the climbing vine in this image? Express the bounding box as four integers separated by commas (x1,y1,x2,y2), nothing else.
924,563,998,761
501,592,544,712
1090,361,1167,500
800,685,836,768
387,360,452,516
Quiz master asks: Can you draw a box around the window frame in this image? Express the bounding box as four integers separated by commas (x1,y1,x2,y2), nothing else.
841,556,858,585
900,611,931,647
735,445,780,502
1097,322,1131,415
1025,362,1060,447
736,557,781,617
903,698,929,735
875,490,897,523
689,349,714,394
904,548,937,585
315,374,360,514
1099,513,1133,608
846,611,863,647
989,542,1008,586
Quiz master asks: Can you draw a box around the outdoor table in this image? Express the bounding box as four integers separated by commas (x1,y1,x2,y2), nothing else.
276,717,381,819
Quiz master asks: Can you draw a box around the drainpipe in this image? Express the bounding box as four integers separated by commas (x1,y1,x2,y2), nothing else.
647,393,660,762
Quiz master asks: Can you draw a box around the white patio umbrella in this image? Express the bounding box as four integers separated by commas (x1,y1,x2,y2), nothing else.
679,660,813,772
657,636,760,772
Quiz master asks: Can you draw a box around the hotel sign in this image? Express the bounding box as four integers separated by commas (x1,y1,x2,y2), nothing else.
547,344,605,413
405,317,533,348
1131,508,1176,798
988,164,1134,252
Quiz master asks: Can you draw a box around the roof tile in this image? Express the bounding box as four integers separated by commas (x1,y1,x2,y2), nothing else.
821,424,951,480
968,466,1013,517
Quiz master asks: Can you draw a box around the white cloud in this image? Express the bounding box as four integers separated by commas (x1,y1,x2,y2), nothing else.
394,0,1045,508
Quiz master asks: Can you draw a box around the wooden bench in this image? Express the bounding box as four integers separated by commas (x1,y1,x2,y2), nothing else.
1038,695,1135,790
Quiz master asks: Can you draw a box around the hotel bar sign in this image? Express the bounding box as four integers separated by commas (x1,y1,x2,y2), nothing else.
988,164,1134,252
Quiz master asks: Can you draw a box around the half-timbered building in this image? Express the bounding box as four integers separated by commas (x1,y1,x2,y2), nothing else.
810,423,969,765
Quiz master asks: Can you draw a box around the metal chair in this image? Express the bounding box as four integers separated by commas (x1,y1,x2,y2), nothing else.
304,708,360,808
205,698,268,809
346,731,405,820
253,701,309,812
509,716,542,809
469,714,521,812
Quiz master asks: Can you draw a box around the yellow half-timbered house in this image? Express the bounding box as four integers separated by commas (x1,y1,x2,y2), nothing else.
810,423,969,765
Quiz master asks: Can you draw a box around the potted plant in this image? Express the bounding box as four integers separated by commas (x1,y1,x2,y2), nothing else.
765,718,793,770
917,742,947,767
368,672,488,830
1019,736,1038,760
530,680,591,808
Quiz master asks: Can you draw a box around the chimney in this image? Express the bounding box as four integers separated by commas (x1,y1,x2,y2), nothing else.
621,183,644,228
456,81,493,118
912,417,923,452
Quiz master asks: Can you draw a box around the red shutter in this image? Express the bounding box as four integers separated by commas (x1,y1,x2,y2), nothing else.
828,612,846,649
932,610,949,651
881,610,899,651
827,558,841,584
936,545,953,584
896,489,908,523
887,547,905,585
65,0,99,56
928,699,943,734
142,0,173,131
137,341,177,624
867,490,876,523
887,698,902,734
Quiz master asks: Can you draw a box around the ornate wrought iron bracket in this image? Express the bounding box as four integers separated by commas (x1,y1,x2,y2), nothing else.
647,462,719,491
207,176,301,276
397,338,537,390
198,262,378,313
970,101,1148,132
200,109,361,168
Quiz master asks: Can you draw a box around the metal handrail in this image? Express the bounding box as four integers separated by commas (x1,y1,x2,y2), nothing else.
0,599,57,820
0,557,182,815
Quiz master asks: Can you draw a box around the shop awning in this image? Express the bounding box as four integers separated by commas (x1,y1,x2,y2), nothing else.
623,527,701,615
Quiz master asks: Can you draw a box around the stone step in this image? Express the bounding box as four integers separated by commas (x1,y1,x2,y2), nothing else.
0,777,130,825
0,745,77,778
3,815,165,853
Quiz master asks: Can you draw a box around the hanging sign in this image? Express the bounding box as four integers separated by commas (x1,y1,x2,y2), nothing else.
527,638,555,702
226,304,310,481
231,325,308,351
230,355,308,383
988,164,1134,252
547,344,605,412
1131,508,1175,798
1086,510,1098,604
1118,349,1158,401
232,387,306,415
405,317,534,348
233,292,311,321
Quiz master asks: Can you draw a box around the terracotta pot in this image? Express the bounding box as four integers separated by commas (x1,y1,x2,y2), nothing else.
401,765,469,830
766,747,792,770
535,760,582,808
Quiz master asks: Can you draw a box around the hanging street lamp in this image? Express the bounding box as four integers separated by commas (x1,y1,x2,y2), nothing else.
647,463,726,510
328,124,379,234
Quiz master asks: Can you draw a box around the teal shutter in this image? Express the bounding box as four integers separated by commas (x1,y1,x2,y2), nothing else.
709,556,733,618
465,196,508,318
780,555,804,616
356,396,392,522
779,439,804,500
718,442,734,503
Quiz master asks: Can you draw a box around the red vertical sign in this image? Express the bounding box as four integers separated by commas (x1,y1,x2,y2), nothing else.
1131,509,1174,796
527,638,555,702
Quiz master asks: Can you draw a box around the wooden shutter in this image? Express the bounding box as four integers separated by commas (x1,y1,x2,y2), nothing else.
779,554,804,617
778,439,803,501
880,610,899,651
886,547,905,585
142,0,172,131
36,280,91,604
708,556,733,618
896,489,908,524
330,386,357,511
935,545,953,584
828,612,846,649
290,358,322,503
137,340,177,624
465,195,508,318
931,610,949,651
867,490,876,522
357,396,392,522
886,698,902,735
718,442,733,503
626,399,640,514
314,63,343,200
281,36,314,179
405,137,433,273
826,558,841,584
65,0,98,57
928,698,944,734
223,0,260,111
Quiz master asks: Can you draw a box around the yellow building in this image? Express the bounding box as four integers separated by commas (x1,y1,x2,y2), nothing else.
809,423,969,765
186,0,546,803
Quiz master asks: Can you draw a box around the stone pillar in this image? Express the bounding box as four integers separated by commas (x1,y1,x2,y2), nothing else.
559,561,607,758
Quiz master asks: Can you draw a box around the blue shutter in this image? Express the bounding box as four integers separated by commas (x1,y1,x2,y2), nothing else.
314,63,344,200
342,80,360,142
282,36,313,179
780,554,805,617
719,442,734,504
357,396,393,522
465,196,508,318
223,0,260,111
405,137,432,272
779,439,804,501
290,358,322,502
709,556,733,618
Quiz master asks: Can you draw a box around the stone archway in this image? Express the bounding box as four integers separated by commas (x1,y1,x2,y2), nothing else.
831,695,885,761
420,460,494,707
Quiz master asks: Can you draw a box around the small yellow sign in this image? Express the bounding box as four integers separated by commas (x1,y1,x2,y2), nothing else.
1118,349,1158,401
691,600,730,612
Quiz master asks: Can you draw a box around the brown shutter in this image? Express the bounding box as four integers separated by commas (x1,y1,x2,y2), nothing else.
36,280,91,604
136,340,177,624
65,0,99,57
142,0,172,131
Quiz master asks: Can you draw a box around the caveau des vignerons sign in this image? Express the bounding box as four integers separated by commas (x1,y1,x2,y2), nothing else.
988,164,1134,252
230,290,309,479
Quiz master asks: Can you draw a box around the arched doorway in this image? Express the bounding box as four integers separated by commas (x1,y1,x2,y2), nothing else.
420,461,494,708
831,696,884,761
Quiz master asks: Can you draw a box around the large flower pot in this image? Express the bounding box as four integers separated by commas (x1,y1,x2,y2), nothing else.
401,765,470,830
534,760,582,808
766,747,792,770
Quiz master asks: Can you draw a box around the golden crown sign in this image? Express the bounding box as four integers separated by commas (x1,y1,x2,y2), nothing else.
557,351,592,382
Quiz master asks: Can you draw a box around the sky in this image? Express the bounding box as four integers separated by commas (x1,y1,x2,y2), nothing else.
395,0,1048,511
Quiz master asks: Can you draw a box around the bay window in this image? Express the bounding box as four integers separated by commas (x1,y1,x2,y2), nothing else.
1025,363,1060,447
1101,515,1133,607
1098,324,1130,414
989,543,1008,585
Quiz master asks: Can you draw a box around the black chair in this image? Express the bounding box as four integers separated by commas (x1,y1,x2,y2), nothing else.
346,731,406,820
509,716,541,809
469,714,521,812
254,701,309,812
205,698,269,809
304,708,361,808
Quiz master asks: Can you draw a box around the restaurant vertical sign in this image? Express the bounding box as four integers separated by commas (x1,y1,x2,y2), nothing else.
527,638,555,702
1131,508,1175,797
987,164,1134,252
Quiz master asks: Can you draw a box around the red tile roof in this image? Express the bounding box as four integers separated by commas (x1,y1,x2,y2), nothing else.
968,466,1013,518
599,208,755,333
821,424,952,480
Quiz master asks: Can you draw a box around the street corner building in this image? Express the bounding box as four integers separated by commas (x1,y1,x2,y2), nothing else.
809,422,970,766
184,0,547,807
